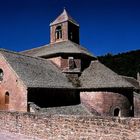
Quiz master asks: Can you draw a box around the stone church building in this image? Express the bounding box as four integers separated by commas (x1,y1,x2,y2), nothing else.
0,9,140,117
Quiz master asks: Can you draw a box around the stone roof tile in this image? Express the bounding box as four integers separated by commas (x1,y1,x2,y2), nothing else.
122,76,140,90
79,60,134,89
21,40,95,58
0,49,74,89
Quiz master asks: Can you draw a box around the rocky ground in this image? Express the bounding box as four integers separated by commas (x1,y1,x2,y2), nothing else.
0,131,41,140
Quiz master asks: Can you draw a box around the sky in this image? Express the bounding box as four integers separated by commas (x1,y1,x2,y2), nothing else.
0,0,140,56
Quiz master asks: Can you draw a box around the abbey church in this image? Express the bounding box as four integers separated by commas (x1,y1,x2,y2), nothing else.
0,9,140,117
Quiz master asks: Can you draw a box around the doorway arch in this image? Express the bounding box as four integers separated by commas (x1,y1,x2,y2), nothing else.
114,108,121,117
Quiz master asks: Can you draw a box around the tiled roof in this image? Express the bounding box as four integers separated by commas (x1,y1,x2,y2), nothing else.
79,60,134,89
122,76,140,90
0,49,74,88
39,104,92,115
21,40,95,58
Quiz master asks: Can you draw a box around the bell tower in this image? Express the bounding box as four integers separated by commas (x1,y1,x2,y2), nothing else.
50,9,80,44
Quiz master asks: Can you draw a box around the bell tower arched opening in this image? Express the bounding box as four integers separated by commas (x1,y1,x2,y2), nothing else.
55,26,62,40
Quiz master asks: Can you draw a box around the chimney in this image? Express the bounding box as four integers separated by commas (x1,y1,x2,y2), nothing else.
137,72,140,85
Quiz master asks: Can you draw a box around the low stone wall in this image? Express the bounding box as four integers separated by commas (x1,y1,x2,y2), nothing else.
0,111,140,140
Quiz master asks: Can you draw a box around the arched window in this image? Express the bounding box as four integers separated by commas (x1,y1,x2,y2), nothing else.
114,108,121,117
0,69,4,81
55,26,62,40
5,92,9,104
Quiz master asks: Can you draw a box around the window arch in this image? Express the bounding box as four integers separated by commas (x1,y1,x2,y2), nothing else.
0,69,4,81
5,92,9,104
114,108,121,117
55,26,62,40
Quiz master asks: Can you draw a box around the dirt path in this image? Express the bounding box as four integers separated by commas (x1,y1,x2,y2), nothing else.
0,131,41,140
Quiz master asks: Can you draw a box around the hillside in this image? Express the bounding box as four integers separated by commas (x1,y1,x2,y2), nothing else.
98,50,140,78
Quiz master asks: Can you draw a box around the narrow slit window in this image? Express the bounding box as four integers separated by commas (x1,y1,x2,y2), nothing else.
5,92,9,104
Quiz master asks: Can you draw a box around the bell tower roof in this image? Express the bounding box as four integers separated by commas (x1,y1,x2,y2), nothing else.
50,9,79,26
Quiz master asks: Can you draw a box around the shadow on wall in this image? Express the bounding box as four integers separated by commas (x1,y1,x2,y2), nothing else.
27,88,80,108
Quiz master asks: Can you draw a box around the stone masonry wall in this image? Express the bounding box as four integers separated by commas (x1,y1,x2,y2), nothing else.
0,54,27,112
81,91,131,117
49,56,81,72
0,111,140,140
